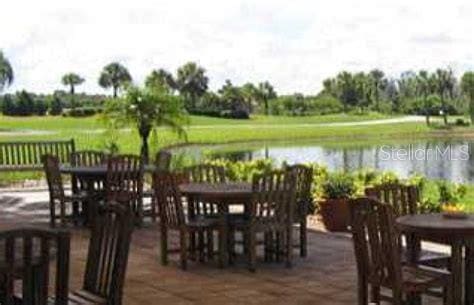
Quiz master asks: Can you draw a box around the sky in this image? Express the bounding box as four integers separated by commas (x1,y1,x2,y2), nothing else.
0,0,472,95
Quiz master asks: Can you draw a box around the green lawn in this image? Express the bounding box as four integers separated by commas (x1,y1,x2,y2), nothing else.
0,113,429,154
1,113,473,211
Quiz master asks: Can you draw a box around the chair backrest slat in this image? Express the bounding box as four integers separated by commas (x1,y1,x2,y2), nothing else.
251,170,296,225
286,164,313,218
106,155,144,207
184,164,227,183
42,154,65,201
0,228,70,305
365,183,419,216
349,198,403,294
83,205,134,305
153,172,189,228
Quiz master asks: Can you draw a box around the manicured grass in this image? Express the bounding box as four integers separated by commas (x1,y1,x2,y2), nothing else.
1,113,474,212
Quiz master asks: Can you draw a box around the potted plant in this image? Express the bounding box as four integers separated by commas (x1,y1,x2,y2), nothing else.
319,172,355,232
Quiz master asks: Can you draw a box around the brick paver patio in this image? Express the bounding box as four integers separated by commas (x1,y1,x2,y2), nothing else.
0,189,442,305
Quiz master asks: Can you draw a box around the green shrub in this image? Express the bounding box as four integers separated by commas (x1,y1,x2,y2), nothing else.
62,107,102,117
322,172,356,199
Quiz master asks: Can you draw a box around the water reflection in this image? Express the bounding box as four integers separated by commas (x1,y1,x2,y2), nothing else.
200,140,474,183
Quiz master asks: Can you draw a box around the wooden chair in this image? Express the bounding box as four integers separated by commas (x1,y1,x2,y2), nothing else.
154,171,220,270
50,204,133,305
184,164,227,184
231,170,296,272
183,164,228,259
0,228,70,305
349,197,452,305
42,154,89,227
70,150,108,218
143,150,173,222
105,155,144,226
286,164,313,257
365,183,450,268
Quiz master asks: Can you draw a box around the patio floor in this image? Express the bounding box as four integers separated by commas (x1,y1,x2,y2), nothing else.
0,189,442,305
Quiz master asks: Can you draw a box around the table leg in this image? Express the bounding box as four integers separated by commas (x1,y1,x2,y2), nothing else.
466,239,474,305
451,240,464,305
405,234,421,305
217,204,228,269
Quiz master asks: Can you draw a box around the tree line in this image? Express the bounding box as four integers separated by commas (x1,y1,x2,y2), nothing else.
1,50,473,124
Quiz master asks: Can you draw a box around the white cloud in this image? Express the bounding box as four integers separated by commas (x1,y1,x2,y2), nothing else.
0,0,472,95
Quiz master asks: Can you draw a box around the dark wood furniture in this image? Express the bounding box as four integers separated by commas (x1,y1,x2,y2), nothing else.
60,163,155,226
42,155,89,227
179,182,253,268
70,151,108,221
286,164,313,257
350,198,453,305
183,165,228,260
230,171,296,272
143,150,173,222
397,213,474,305
105,155,144,226
64,204,134,305
0,139,75,172
154,172,221,270
0,228,70,305
366,183,451,268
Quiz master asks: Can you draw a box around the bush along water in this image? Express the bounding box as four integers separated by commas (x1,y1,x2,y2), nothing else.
200,159,469,214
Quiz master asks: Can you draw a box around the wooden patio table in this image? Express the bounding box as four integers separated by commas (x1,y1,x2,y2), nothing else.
178,182,253,268
396,213,474,305
60,164,156,223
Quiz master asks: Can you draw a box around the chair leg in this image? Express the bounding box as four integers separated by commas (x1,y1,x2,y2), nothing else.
206,229,214,261
285,228,293,269
160,225,168,266
60,201,66,227
150,197,157,222
180,230,188,270
248,231,256,272
300,218,307,257
357,274,368,305
227,228,235,265
49,201,56,227
275,232,282,262
198,231,205,263
370,286,380,304
264,232,271,262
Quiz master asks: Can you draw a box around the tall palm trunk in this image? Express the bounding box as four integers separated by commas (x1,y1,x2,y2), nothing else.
113,85,118,98
70,84,76,110
139,127,151,164
469,93,474,124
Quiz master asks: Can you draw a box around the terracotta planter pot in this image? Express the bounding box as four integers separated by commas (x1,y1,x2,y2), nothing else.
319,198,351,232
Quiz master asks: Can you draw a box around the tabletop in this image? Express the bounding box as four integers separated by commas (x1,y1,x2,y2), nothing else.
60,164,156,176
179,182,253,199
396,213,474,236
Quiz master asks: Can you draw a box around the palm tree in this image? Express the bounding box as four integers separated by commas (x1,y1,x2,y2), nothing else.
256,81,277,115
145,69,176,94
0,51,14,92
434,68,456,125
61,73,84,110
369,69,385,111
103,86,188,162
240,82,258,113
98,62,132,98
461,71,474,123
416,70,436,125
176,62,208,111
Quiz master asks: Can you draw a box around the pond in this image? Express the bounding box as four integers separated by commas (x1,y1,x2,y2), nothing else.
174,139,474,183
